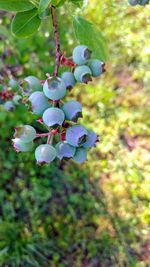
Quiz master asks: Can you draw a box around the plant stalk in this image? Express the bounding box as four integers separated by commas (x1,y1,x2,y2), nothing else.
51,6,61,77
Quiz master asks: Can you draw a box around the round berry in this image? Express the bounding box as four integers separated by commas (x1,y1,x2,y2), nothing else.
61,72,76,90
128,0,139,5
43,107,65,127
73,45,92,65
14,125,36,143
74,65,92,84
4,101,14,111
9,79,19,91
83,130,98,148
13,95,22,105
35,144,56,164
62,100,82,122
66,125,88,147
21,76,42,95
29,91,50,115
43,77,66,101
88,59,104,77
56,141,76,160
73,148,87,164
12,138,33,152
139,0,149,5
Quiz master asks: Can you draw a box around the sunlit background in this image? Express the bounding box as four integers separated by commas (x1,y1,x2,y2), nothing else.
0,0,150,266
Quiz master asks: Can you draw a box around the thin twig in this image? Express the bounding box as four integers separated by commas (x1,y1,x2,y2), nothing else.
51,6,61,77
35,133,50,138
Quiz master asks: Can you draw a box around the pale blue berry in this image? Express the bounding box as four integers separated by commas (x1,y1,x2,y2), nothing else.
88,59,104,77
13,95,22,105
74,65,92,84
56,141,76,160
43,77,66,101
61,72,76,90
9,79,19,91
29,91,50,115
62,100,82,122
73,45,92,65
73,148,87,164
66,125,88,147
21,76,42,95
14,125,36,143
4,101,14,111
43,107,65,127
12,138,33,152
83,130,98,148
35,144,56,163
128,0,139,5
139,0,149,5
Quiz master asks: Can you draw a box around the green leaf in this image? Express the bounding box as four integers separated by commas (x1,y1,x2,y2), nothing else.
73,16,108,61
39,0,51,12
0,0,34,12
11,8,41,38
51,0,66,7
69,0,83,7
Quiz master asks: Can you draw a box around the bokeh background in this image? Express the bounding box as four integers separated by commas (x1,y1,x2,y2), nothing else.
0,1,150,266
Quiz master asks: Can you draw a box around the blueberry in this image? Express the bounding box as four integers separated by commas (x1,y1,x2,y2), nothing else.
12,138,33,152
43,107,65,127
21,76,42,95
139,0,149,5
72,147,87,164
35,144,56,164
13,95,22,105
29,91,50,115
66,125,88,147
73,45,92,65
56,141,76,160
43,77,66,100
3,101,14,111
9,79,19,91
14,125,36,143
83,130,98,148
88,59,104,77
61,72,76,90
74,65,92,84
62,100,82,122
128,0,139,5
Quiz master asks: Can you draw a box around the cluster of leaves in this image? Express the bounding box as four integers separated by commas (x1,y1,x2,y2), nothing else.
0,0,87,38
0,0,107,64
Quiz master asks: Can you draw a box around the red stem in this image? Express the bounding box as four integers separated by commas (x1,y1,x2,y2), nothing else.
35,133,51,137
36,129,59,138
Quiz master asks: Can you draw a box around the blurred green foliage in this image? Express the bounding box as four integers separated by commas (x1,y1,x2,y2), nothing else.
0,0,150,266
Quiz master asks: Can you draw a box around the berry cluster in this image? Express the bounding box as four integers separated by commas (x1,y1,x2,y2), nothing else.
128,0,149,5
12,45,104,164
0,79,21,111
